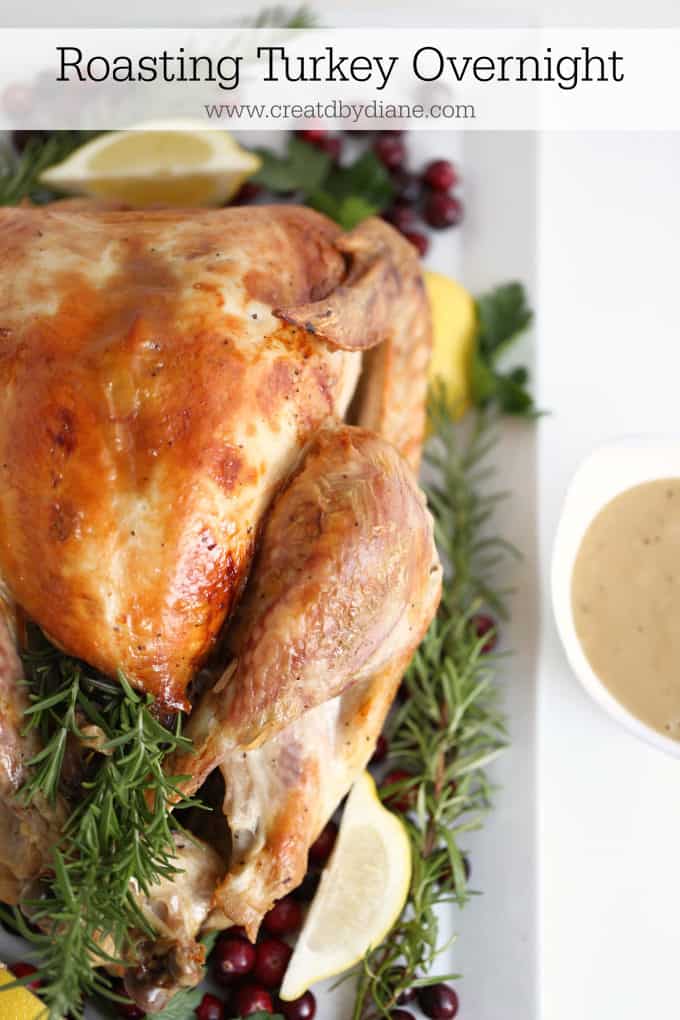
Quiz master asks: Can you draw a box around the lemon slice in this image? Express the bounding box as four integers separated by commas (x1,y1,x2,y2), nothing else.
425,271,477,418
280,771,411,1001
40,120,261,207
0,965,45,1019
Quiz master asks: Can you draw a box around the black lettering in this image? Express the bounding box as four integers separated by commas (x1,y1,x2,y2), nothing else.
56,45,84,82
413,46,444,82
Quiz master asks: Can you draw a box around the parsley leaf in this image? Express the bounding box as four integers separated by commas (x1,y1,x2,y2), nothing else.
470,282,538,417
253,138,393,229
253,136,330,194
309,150,393,228
152,985,204,1020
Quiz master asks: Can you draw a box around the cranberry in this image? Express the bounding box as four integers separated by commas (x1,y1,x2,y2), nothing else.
315,136,342,161
417,983,459,1019
9,962,40,991
383,204,418,234
294,871,320,902
390,170,421,205
371,734,389,765
471,613,497,652
397,985,417,1005
220,924,249,940
423,193,463,230
213,936,256,985
373,135,406,171
231,181,261,205
297,128,328,143
308,822,338,866
423,159,458,192
390,1012,416,1020
381,769,415,812
235,983,273,1016
196,993,224,1020
117,1003,146,1020
403,231,429,258
280,990,317,1019
253,938,292,987
263,895,303,936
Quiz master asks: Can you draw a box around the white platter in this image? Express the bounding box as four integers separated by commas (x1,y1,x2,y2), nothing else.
0,130,539,1020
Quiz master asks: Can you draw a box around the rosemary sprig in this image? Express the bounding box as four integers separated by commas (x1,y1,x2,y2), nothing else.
4,635,196,1020
352,398,516,1019
0,133,95,206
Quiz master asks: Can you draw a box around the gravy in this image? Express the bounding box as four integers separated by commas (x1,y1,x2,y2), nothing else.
572,478,680,739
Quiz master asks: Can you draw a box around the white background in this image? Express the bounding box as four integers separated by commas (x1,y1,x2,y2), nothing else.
2,3,680,1019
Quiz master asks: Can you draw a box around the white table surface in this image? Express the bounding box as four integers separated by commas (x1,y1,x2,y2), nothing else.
537,130,680,1020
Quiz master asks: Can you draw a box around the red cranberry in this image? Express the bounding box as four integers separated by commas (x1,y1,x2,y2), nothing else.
294,871,320,902
235,983,273,1016
280,990,317,1019
373,135,406,171
390,1012,416,1020
423,159,458,192
253,938,292,987
397,986,417,1005
308,822,338,866
381,769,415,812
371,734,389,765
423,193,463,230
9,962,40,991
220,924,249,940
471,613,497,653
383,204,418,234
403,231,429,258
117,1002,146,1020
297,128,328,143
213,936,256,985
263,895,303,936
231,182,261,205
417,983,459,1019
390,170,421,205
314,136,342,161
196,993,224,1020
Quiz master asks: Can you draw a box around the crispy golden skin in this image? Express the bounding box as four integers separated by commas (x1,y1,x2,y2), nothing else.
0,206,362,709
0,207,431,711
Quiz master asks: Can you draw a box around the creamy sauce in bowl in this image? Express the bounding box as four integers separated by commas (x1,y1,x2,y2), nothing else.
572,478,680,740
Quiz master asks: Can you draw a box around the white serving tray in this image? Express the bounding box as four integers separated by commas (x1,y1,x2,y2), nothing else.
0,129,539,1020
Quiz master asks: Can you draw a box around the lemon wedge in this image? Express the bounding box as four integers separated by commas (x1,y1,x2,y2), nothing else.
280,771,411,1001
425,270,477,418
0,965,44,1019
39,120,261,207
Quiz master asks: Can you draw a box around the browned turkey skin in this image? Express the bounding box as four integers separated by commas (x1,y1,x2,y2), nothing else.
0,205,441,1011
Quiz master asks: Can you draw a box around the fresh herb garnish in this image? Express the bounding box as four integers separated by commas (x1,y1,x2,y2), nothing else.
309,150,394,228
248,4,317,27
253,136,394,227
253,136,331,195
352,396,516,1019
0,132,96,206
470,282,537,417
4,636,196,1020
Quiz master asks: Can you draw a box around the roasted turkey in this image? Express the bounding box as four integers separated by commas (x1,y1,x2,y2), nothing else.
0,203,441,1010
